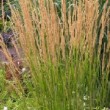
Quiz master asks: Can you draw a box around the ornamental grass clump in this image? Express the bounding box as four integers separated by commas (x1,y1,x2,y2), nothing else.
0,0,110,109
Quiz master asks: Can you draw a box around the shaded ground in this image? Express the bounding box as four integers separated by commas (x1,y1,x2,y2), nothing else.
0,47,24,62
0,31,24,63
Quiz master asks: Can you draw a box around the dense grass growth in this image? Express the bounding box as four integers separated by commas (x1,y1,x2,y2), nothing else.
0,0,110,109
